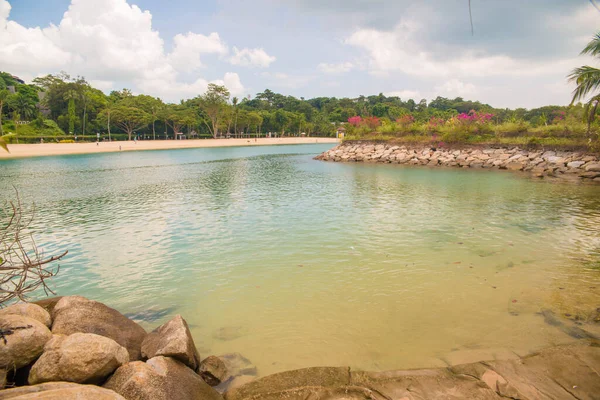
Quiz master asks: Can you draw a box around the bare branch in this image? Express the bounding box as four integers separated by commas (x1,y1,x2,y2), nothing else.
0,191,67,306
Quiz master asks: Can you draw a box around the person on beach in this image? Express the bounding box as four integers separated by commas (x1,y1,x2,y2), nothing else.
119,145,122,151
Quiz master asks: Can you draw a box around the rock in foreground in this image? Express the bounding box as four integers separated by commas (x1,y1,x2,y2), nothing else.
51,296,146,361
104,356,223,400
29,333,129,385
224,343,600,400
199,356,227,386
141,315,200,370
0,304,51,329
0,315,52,370
0,382,125,399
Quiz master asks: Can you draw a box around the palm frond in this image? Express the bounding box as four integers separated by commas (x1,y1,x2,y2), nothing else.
0,134,14,153
580,31,600,57
568,65,600,103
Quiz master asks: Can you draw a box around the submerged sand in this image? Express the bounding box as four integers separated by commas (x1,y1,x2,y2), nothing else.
0,137,339,159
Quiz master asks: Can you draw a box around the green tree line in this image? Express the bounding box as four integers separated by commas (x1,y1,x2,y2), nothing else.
0,64,598,143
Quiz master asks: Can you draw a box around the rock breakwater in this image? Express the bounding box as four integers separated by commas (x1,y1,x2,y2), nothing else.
316,141,600,183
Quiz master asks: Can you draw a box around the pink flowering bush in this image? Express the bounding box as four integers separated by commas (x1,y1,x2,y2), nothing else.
396,115,415,127
552,110,566,124
348,116,362,126
455,110,494,124
363,116,381,129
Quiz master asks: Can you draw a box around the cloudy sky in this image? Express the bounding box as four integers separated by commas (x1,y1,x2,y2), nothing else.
1,0,599,108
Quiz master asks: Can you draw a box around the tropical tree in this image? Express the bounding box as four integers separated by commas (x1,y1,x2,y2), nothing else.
111,106,152,140
569,31,600,135
8,93,36,121
161,105,196,139
0,89,8,135
198,84,230,138
232,96,239,137
63,88,78,134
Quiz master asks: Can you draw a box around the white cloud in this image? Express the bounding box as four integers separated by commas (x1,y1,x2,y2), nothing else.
168,32,228,72
317,62,353,74
229,47,276,68
435,79,477,96
384,90,420,99
0,0,248,102
343,8,595,81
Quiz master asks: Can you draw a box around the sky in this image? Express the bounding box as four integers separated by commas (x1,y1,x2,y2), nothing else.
1,0,599,108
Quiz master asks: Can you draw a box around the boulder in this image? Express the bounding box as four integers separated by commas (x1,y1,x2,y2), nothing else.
218,353,257,379
506,162,524,171
141,315,200,371
580,172,600,179
585,163,600,172
103,356,223,400
0,315,52,370
51,296,146,361
0,382,126,399
224,367,350,400
29,333,129,385
32,297,63,316
199,356,227,386
0,304,51,328
566,161,585,169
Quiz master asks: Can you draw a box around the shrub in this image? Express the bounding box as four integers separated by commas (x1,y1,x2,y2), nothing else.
59,139,75,143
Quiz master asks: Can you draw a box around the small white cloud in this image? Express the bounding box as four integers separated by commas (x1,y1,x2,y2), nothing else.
435,79,476,96
229,47,275,68
317,62,354,74
384,90,420,99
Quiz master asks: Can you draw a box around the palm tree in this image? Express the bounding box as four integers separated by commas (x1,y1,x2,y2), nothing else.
8,93,36,121
568,31,600,135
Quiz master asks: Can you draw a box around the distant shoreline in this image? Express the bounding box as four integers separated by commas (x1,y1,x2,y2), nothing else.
0,137,339,160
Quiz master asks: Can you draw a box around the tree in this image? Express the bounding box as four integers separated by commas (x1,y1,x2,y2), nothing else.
198,84,230,138
161,105,196,139
0,89,8,135
8,93,36,121
121,95,164,140
569,31,600,134
63,88,78,134
232,97,239,137
111,106,151,140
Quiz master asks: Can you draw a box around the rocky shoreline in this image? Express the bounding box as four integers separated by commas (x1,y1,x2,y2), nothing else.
0,296,598,399
316,141,600,183
0,296,251,399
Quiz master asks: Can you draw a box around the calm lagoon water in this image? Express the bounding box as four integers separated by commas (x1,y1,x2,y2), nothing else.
1,143,599,375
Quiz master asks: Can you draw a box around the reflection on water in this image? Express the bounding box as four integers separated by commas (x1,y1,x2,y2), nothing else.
1,144,599,375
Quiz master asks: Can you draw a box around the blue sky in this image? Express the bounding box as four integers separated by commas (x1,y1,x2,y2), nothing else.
2,0,599,108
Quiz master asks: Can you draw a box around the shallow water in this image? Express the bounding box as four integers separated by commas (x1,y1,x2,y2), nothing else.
1,144,599,375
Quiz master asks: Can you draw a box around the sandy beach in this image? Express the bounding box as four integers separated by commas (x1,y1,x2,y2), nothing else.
0,137,339,159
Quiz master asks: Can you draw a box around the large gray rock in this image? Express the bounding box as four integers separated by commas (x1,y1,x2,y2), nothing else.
141,315,199,370
104,356,223,400
29,333,129,385
0,304,51,328
0,382,126,399
51,296,146,361
199,356,227,386
0,315,52,370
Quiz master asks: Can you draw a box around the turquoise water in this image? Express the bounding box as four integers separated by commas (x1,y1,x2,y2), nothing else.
1,144,599,375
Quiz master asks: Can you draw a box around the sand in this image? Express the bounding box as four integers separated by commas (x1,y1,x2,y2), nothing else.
0,137,339,159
